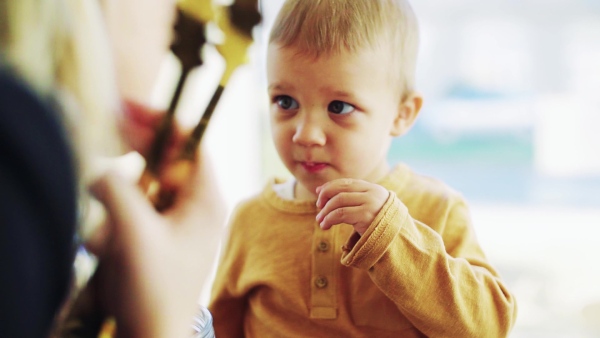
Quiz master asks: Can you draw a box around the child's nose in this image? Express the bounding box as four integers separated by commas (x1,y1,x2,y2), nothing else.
292,114,326,147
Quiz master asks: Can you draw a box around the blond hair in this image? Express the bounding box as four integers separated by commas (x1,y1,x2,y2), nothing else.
0,0,121,182
269,0,419,95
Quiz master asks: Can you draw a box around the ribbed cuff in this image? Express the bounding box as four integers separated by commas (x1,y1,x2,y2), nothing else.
341,192,408,270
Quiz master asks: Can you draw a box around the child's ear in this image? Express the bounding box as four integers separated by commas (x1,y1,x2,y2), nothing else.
391,93,423,137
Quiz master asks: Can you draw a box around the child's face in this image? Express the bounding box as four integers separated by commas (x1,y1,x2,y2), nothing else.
267,44,410,199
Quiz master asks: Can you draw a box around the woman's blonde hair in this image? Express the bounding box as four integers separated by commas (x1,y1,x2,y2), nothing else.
269,0,419,96
0,0,121,182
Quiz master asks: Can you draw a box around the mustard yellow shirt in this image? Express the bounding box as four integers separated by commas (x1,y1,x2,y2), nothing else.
209,164,517,337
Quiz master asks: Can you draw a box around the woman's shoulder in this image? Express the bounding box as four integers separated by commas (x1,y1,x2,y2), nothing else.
0,68,77,223
0,68,77,338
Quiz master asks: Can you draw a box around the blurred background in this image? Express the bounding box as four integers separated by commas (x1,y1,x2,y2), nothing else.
153,0,600,336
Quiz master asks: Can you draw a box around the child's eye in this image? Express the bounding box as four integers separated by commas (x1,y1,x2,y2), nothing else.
275,95,299,110
328,100,355,115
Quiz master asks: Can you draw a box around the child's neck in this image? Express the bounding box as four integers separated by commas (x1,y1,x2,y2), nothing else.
294,182,317,201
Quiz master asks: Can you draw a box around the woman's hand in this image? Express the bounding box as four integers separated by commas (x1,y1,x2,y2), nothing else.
88,104,226,337
315,179,389,236
91,151,224,338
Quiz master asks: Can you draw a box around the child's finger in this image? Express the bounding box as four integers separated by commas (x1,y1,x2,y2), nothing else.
319,205,369,232
316,191,365,223
316,178,369,209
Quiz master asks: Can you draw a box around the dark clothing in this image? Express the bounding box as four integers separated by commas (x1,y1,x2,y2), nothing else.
0,69,77,338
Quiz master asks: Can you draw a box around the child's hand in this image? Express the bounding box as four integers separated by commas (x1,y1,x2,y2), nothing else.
315,179,389,236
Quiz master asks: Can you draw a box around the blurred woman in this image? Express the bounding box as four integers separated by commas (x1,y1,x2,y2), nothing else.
0,0,226,337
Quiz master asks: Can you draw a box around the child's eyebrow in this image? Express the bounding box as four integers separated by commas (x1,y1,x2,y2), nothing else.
323,89,357,100
268,83,291,91
331,90,352,98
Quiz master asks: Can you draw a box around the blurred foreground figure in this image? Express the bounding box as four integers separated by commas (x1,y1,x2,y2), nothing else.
0,0,228,337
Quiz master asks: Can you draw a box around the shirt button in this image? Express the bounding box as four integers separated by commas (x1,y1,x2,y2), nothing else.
317,241,329,252
315,276,328,288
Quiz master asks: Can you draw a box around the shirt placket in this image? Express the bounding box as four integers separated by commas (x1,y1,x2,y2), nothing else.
310,221,337,319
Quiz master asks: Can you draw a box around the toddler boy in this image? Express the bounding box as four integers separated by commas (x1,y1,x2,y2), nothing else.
209,1,517,337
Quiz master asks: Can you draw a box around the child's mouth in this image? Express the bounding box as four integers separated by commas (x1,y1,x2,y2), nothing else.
301,162,328,173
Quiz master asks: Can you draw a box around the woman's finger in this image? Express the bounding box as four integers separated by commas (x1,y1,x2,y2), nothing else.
164,149,227,230
89,171,159,244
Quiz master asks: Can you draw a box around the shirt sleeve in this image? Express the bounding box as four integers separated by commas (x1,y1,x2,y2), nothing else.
340,191,517,338
208,208,248,338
